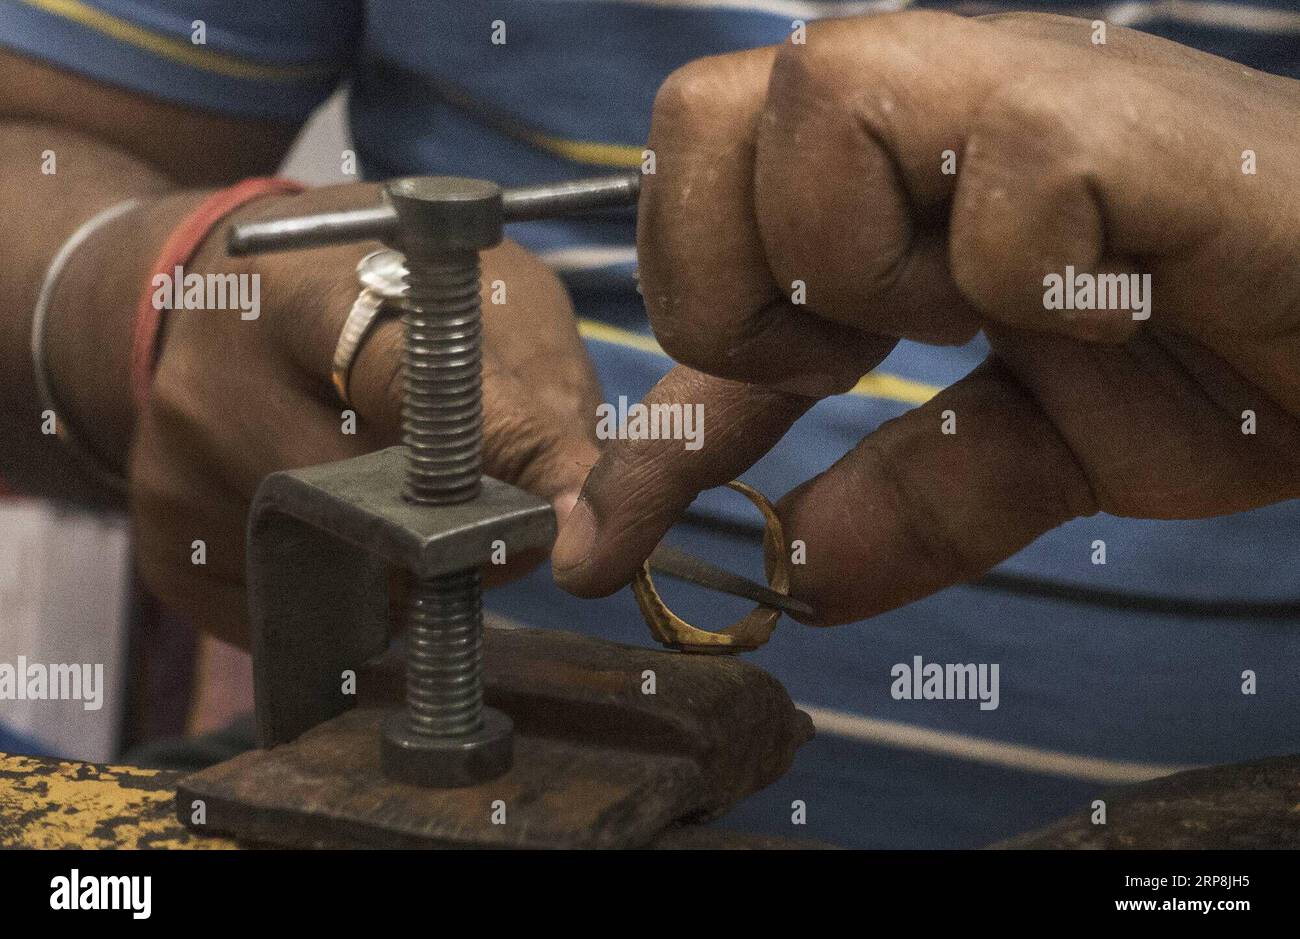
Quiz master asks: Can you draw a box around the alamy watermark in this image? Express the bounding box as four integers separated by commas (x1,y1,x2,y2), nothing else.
0,657,104,711
595,395,703,451
151,264,261,320
891,655,999,710
50,870,150,919
1043,265,1150,321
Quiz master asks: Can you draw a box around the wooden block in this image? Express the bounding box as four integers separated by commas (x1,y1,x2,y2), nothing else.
178,627,814,848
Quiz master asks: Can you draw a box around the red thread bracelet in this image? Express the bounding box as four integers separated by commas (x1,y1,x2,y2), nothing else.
131,177,304,413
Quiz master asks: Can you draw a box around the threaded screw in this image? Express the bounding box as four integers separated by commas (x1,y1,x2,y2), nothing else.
380,177,513,787
400,248,485,740
401,250,483,505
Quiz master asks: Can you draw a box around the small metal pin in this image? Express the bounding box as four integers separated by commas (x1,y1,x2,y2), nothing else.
649,543,815,620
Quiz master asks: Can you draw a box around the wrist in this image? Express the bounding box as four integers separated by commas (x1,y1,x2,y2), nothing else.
44,190,215,482
45,183,304,485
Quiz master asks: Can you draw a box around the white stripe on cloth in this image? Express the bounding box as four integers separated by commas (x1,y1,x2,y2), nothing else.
538,245,638,272
548,0,1300,34
798,703,1197,783
1106,0,1300,33
935,1,1300,33
538,0,909,21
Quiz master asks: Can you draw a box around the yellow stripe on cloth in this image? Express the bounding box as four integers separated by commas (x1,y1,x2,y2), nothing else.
20,0,336,81
578,318,942,406
579,318,665,356
526,131,645,169
850,370,940,406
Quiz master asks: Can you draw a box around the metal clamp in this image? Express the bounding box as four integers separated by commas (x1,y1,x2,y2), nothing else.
233,172,641,787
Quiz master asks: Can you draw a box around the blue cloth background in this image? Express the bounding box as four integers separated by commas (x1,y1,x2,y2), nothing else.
2,0,1298,847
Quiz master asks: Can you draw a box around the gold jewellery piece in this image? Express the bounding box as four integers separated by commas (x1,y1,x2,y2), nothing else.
633,480,792,654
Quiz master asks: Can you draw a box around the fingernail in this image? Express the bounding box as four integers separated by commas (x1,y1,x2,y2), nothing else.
551,490,579,527
552,498,597,574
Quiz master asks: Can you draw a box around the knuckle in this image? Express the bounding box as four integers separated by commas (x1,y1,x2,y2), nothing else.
969,70,1133,173
977,10,1053,29
769,23,850,111
877,8,966,38
650,56,730,133
952,76,1114,306
481,397,552,491
773,10,961,95
651,316,763,382
977,78,1079,148
650,318,723,372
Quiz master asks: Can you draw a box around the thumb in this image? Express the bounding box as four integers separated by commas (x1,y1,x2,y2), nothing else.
777,357,1098,625
552,365,817,597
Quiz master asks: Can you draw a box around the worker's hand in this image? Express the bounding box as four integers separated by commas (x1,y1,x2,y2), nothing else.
553,12,1300,625
129,184,601,647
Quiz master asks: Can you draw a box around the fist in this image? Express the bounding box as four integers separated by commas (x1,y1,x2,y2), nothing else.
554,13,1300,625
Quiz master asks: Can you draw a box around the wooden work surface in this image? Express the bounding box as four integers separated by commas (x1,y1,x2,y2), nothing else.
5,749,1300,849
0,750,828,849
0,626,823,849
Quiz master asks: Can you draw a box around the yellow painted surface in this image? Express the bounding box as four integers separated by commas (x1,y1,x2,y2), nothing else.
0,752,236,849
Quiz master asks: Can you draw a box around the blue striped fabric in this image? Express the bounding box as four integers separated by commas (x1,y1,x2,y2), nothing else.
2,0,1298,847
0,724,44,758
0,0,354,119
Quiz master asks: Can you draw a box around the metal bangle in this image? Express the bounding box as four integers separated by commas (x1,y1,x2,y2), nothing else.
632,480,792,654
30,198,140,497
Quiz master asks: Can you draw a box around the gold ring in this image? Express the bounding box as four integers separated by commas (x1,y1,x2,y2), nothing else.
632,480,790,654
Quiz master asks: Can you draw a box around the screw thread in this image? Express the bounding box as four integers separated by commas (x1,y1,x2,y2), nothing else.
399,249,485,739
401,250,483,505
404,570,484,737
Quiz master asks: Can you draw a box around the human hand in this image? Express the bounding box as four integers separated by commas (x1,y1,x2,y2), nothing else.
128,183,601,646
554,12,1300,625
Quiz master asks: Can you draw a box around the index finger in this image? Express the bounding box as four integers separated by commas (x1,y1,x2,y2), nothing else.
551,365,823,597
640,47,891,397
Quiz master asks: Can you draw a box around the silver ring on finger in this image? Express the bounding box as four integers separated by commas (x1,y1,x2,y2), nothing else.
332,249,408,407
